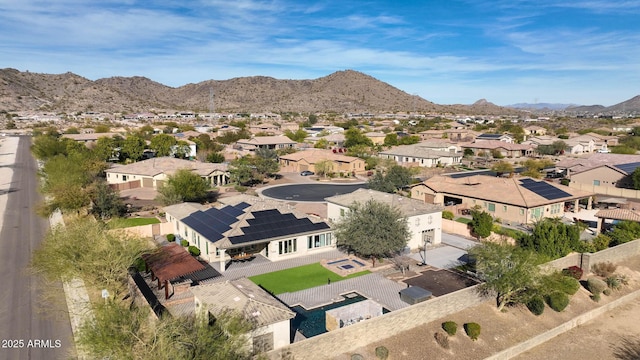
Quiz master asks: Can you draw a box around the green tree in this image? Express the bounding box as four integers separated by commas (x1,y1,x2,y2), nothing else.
608,220,640,246
150,134,177,157
463,148,474,157
90,181,125,220
344,127,373,148
91,136,119,162
283,129,308,142
398,135,421,145
470,209,493,239
491,161,515,176
31,134,68,160
121,135,146,161
314,138,330,149
64,126,80,134
333,199,410,266
206,152,226,163
518,218,581,259
537,140,567,156
383,133,399,146
469,241,544,311
157,169,210,205
94,124,110,133
632,168,640,190
217,129,251,144
315,159,333,177
368,165,413,193
521,159,554,179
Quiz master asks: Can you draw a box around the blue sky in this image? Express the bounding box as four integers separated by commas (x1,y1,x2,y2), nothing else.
1,0,639,106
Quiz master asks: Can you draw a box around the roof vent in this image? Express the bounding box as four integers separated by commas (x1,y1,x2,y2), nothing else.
233,296,241,302
251,311,261,317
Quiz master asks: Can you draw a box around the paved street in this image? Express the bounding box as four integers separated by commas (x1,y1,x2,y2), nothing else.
0,136,74,360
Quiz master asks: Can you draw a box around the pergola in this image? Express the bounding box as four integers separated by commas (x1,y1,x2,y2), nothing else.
141,243,205,299
594,209,640,234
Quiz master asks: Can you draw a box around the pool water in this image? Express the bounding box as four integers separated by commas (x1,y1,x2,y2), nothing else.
291,293,389,339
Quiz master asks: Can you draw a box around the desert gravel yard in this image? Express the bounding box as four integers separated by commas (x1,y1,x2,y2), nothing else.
335,256,640,360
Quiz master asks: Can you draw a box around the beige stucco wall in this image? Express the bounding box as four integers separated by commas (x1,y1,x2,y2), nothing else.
570,167,628,188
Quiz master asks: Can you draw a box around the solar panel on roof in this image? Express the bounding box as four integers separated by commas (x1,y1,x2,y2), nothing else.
219,205,244,217
519,179,572,200
235,202,251,210
614,162,640,174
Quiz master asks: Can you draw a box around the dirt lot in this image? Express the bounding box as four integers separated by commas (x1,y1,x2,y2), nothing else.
336,255,640,360
404,269,479,297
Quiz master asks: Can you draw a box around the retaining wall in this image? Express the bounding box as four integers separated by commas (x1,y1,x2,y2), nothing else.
268,285,486,360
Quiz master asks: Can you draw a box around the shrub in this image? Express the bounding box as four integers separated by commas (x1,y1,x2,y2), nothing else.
442,210,454,220
592,262,617,277
434,332,450,349
606,274,629,290
180,239,189,247
591,292,601,302
587,277,607,295
526,296,545,316
166,234,175,242
464,322,481,341
188,246,201,256
546,291,569,312
234,185,248,193
442,321,457,336
603,288,611,296
562,266,583,280
543,272,580,295
374,346,389,360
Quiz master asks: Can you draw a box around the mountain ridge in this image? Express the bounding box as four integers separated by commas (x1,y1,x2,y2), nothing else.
0,69,523,115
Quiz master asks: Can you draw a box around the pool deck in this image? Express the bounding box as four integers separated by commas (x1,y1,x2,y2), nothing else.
206,248,410,312
277,273,409,311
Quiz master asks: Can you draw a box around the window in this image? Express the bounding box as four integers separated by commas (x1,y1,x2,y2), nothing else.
593,180,600,186
278,239,297,255
488,203,496,212
307,233,332,249
340,208,345,216
122,175,127,181
503,205,507,212
520,208,525,215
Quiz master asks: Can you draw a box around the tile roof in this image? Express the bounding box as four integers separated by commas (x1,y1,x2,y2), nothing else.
557,153,640,173
105,157,228,177
191,278,295,328
279,148,361,164
461,140,533,151
595,209,640,222
418,175,593,208
326,188,442,217
237,135,297,146
379,142,459,159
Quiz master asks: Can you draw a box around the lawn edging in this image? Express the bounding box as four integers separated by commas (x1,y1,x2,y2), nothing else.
485,288,640,360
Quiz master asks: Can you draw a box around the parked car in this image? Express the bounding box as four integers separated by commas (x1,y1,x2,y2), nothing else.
300,170,315,176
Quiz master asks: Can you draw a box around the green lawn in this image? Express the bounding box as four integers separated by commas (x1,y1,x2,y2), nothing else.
248,263,371,295
455,217,472,224
107,217,160,229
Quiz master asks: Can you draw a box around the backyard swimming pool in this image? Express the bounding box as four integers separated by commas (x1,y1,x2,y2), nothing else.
291,293,389,339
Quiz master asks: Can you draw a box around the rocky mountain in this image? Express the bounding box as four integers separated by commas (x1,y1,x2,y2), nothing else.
0,68,521,115
565,95,640,114
507,103,577,111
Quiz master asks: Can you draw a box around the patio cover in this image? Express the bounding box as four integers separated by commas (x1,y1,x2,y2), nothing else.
141,243,205,283
594,209,640,223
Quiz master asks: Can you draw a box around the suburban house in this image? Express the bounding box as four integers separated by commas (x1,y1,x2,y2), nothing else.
378,141,461,168
326,188,443,250
303,133,346,148
418,129,478,142
105,157,229,190
564,135,596,154
475,133,514,143
364,132,386,145
192,278,295,353
411,174,595,225
61,132,122,144
236,135,297,151
524,125,547,138
279,149,366,175
460,140,534,158
248,123,281,135
163,196,334,271
557,154,640,193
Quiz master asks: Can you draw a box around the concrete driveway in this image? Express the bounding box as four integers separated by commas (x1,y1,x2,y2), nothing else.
408,233,478,269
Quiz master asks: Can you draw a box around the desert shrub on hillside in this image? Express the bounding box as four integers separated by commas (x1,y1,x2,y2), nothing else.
442,321,457,336
546,291,570,312
464,323,481,341
592,262,617,277
526,295,545,316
